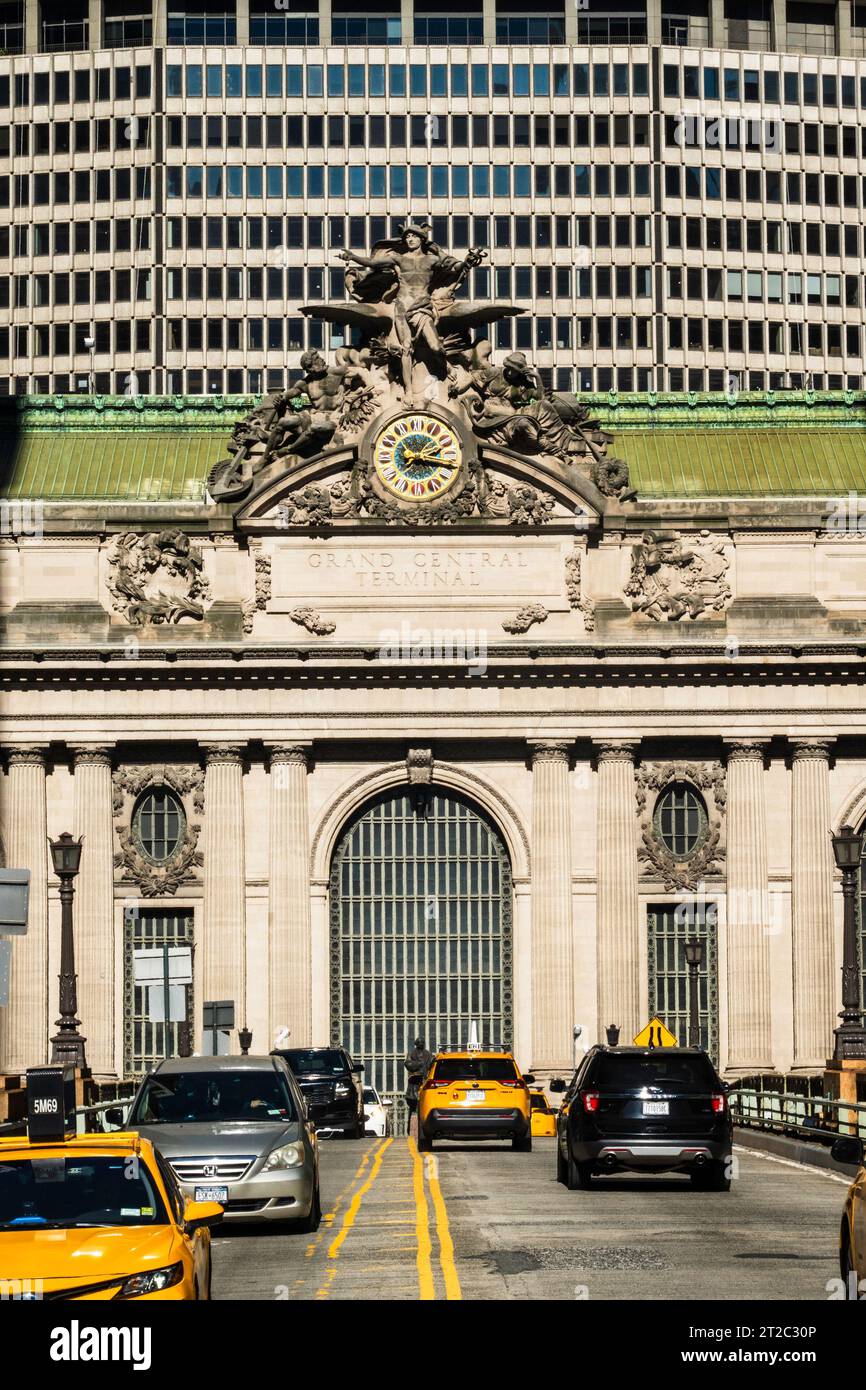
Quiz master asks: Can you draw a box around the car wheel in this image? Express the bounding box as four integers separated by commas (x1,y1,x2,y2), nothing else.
417,1124,430,1152
556,1141,567,1185
297,1179,322,1233
841,1226,856,1297
566,1148,592,1191
690,1160,731,1192
512,1133,532,1153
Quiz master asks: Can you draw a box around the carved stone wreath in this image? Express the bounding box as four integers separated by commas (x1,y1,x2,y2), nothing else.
113,764,204,896
635,761,726,890
106,530,210,626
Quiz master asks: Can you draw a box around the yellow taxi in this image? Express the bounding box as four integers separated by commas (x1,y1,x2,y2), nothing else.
832,1135,866,1299
417,1050,534,1152
0,1066,222,1301
529,1089,557,1138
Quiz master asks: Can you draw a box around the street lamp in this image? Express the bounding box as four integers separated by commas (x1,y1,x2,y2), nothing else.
48,832,87,1069
238,1025,253,1056
683,937,704,1048
605,1024,620,1046
830,824,866,1060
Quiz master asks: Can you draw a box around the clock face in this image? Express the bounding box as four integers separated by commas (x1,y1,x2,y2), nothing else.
372,414,463,501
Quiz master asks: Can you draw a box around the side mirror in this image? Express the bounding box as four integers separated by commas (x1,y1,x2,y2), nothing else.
183,1199,224,1235
549,1078,566,1094
381,1099,393,1107
352,1064,364,1074
831,1136,865,1167
104,1106,125,1129
522,1073,535,1085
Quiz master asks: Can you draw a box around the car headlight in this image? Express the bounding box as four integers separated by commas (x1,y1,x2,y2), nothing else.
335,1082,352,1097
117,1262,184,1298
261,1140,305,1172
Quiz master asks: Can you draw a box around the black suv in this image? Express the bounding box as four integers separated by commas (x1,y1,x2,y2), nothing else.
272,1047,365,1138
553,1046,733,1191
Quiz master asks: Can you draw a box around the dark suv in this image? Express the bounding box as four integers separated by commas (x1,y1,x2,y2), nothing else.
553,1046,732,1191
272,1047,365,1138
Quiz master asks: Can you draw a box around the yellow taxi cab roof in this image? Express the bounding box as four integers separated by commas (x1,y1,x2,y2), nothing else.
0,1130,144,1155
433,1049,516,1059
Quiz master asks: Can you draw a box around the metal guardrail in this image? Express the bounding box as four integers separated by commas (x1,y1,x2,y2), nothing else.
730,1086,866,1142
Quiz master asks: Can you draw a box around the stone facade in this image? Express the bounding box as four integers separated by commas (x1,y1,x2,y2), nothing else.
1,389,865,1082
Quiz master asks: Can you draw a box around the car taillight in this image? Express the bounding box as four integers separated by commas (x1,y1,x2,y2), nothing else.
427,1079,451,1089
711,1094,726,1113
581,1091,600,1113
499,1079,524,1088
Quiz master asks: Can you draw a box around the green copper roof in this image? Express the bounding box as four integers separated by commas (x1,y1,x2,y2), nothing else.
1,393,865,501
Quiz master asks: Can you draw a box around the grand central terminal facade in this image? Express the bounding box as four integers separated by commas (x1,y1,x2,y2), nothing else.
1,224,866,1097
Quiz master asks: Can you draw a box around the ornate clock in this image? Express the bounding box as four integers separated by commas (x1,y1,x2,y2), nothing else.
372,413,463,502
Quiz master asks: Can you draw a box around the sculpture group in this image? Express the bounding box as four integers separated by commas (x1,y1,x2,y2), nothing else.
208,221,633,503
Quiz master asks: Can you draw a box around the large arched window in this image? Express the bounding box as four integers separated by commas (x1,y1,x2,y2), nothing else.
329,788,513,1097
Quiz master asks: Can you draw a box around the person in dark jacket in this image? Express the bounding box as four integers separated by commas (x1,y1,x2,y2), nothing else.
404,1038,433,1132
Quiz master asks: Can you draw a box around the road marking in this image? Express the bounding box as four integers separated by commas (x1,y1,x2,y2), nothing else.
408,1136,436,1301
735,1143,851,1185
425,1155,462,1301
326,1136,392,1261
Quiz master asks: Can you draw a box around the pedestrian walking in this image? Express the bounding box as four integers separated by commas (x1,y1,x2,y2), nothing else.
404,1036,433,1136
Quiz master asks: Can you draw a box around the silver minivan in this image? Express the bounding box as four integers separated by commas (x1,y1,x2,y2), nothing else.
120,1054,320,1229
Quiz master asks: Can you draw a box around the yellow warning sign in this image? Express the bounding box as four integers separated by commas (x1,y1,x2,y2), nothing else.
632,1017,679,1048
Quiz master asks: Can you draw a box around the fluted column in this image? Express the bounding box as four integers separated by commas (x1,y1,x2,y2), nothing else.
201,745,247,1046
530,742,574,1071
267,745,312,1050
791,740,836,1069
725,741,774,1073
595,743,641,1042
0,748,49,1072
71,745,115,1076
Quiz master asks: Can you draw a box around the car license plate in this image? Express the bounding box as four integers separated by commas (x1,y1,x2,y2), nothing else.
466,1088,485,1101
194,1185,228,1204
642,1102,669,1116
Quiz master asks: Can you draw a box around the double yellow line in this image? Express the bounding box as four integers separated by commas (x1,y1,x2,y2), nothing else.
408,1135,462,1301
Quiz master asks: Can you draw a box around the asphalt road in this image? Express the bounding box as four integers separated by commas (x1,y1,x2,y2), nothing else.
210,1137,848,1301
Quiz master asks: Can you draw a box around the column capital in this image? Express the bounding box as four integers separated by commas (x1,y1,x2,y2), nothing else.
202,743,246,766
529,740,571,765
267,744,311,769
723,739,770,764
593,740,639,765
790,738,835,762
5,744,49,766
70,744,113,767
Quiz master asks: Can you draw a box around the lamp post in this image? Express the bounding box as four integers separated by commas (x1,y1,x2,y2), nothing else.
830,825,866,1060
48,832,87,1069
238,1025,253,1056
683,937,704,1048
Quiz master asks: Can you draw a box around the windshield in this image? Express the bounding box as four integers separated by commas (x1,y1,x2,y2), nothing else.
591,1055,718,1092
363,1089,378,1103
129,1069,297,1124
530,1095,549,1111
431,1058,520,1082
282,1049,348,1076
0,1155,167,1231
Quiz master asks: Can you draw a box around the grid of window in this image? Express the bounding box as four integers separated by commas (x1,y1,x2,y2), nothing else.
123,907,194,1075
330,791,513,1098
647,904,719,1061
3,43,866,395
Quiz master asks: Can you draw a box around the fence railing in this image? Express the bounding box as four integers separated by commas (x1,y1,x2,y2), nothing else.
730,1085,866,1143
